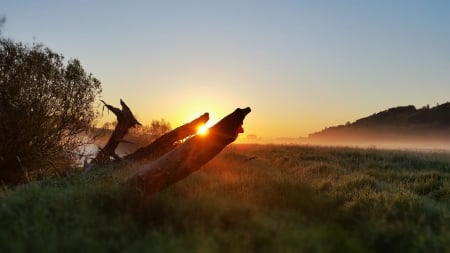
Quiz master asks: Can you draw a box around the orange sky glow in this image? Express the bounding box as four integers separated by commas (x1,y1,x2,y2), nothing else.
3,1,450,140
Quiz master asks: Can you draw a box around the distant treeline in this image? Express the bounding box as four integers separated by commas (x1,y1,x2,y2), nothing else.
309,102,450,142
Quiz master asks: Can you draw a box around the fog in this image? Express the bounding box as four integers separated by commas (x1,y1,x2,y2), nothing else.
84,132,450,163
238,135,450,153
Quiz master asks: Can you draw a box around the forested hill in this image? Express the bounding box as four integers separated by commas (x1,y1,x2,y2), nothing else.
309,102,450,142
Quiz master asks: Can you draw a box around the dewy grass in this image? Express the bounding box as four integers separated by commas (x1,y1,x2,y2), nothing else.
0,144,449,253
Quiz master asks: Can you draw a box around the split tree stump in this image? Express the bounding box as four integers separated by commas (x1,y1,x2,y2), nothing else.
92,99,251,195
125,107,251,195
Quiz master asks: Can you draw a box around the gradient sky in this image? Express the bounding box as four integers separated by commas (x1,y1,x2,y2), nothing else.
2,1,450,139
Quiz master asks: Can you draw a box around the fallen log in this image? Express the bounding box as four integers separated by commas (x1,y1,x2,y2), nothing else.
125,107,251,195
124,112,209,162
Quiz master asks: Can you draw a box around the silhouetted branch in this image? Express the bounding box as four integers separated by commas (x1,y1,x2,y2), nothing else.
92,99,141,165
124,112,209,161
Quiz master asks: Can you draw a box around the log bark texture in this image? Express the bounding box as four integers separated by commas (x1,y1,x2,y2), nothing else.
125,107,251,195
124,112,209,162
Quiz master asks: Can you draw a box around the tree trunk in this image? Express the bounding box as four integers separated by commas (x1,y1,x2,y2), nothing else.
0,155,26,186
124,112,209,162
125,107,251,195
91,100,251,196
92,99,141,164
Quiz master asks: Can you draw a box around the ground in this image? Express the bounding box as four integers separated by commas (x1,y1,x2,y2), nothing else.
0,144,449,253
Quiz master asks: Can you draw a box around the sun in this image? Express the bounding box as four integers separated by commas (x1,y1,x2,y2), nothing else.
197,124,209,136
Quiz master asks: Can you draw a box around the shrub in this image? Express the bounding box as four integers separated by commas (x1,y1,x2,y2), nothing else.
0,37,101,184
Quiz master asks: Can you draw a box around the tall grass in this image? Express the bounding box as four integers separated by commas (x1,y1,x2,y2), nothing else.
0,145,449,253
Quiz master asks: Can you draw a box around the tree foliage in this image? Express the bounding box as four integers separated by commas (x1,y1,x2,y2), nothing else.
129,119,171,144
0,37,102,184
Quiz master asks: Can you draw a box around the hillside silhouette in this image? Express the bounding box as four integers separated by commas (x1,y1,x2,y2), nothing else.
309,102,450,144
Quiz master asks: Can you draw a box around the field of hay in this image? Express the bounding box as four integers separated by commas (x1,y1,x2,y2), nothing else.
1,144,449,253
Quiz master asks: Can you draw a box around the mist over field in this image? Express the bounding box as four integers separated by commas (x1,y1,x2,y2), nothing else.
241,103,450,152
242,138,450,153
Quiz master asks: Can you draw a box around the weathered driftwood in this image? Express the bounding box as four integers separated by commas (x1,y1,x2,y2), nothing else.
92,99,141,164
125,107,251,195
124,112,209,162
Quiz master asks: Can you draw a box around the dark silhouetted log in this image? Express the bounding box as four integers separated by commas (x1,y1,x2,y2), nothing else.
125,107,251,195
93,99,141,164
124,112,209,162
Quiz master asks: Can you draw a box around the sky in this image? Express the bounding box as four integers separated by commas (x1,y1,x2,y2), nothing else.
1,1,450,139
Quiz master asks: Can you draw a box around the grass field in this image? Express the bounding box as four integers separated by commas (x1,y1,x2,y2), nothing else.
1,144,449,253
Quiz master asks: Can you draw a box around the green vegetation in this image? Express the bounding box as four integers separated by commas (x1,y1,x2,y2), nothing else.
1,145,449,253
0,33,102,185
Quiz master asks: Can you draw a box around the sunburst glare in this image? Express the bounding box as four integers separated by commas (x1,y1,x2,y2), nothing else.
197,124,209,136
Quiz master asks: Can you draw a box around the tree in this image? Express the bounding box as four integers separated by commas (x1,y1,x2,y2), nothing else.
130,119,171,144
0,38,102,185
